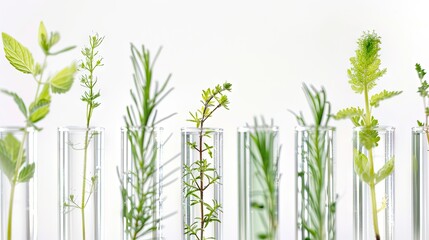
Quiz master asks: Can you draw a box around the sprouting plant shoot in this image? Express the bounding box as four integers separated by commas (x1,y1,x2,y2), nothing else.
248,117,279,240
414,64,429,139
62,34,103,240
291,83,336,240
0,21,76,240
334,31,401,240
119,44,176,239
184,82,232,240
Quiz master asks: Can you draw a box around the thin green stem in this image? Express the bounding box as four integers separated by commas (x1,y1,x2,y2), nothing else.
80,130,90,240
364,85,380,240
369,181,380,240
199,121,205,240
33,55,48,102
7,183,16,240
7,131,28,240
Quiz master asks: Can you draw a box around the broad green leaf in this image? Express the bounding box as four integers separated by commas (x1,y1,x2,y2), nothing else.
50,64,76,93
38,21,49,53
0,134,24,181
17,163,35,182
334,107,363,120
2,32,34,74
1,89,27,118
354,149,373,184
0,142,16,181
28,84,51,123
375,157,394,185
29,99,50,123
370,90,402,107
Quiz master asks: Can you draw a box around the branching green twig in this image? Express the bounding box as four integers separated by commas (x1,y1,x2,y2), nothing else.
184,83,232,240
119,44,175,240
0,21,75,240
248,117,279,240
292,83,335,240
62,34,103,240
335,31,401,240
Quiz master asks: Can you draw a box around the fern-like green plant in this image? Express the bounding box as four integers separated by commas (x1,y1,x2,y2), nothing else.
334,31,401,240
248,117,279,240
0,22,76,240
184,82,232,240
292,83,336,240
62,34,103,240
118,44,175,239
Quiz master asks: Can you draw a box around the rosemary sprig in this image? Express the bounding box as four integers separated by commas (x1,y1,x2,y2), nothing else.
184,82,232,240
0,22,75,240
119,44,175,239
292,83,335,240
248,117,279,240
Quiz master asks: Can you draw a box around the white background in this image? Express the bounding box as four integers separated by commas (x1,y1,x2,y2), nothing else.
0,0,427,239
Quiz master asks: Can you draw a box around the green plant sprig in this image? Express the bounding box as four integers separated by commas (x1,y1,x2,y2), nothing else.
334,31,400,240
184,82,231,240
415,64,429,125
292,83,336,240
118,44,176,239
248,117,279,240
62,34,103,240
0,21,76,240
414,63,429,144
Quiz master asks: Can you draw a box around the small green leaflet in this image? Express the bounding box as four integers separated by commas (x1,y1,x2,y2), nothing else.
0,134,25,182
359,127,380,150
17,163,35,182
370,90,402,108
354,149,373,184
50,64,76,94
1,89,27,118
38,22,49,54
375,157,394,185
416,63,426,80
334,107,363,120
2,32,34,74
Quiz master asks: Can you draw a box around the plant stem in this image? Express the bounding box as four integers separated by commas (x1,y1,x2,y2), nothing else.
368,150,380,240
364,86,380,240
199,121,205,240
316,130,326,240
7,183,16,240
80,129,90,240
7,131,28,240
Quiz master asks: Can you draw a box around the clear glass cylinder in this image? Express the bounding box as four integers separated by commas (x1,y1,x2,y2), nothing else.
353,126,395,240
0,127,36,240
238,126,280,240
120,127,163,240
295,126,336,240
181,127,223,240
58,127,104,240
412,127,429,240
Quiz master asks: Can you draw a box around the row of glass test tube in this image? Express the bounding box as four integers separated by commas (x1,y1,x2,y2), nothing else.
0,126,428,240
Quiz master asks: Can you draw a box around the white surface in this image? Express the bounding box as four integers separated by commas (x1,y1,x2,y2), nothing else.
0,0,426,239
